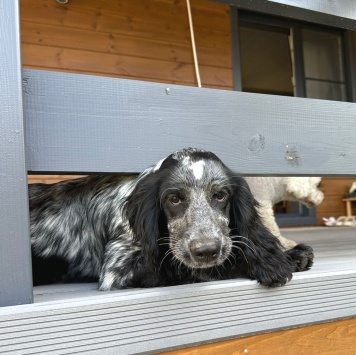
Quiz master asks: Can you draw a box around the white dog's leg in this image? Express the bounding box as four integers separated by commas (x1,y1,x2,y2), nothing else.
277,235,297,249
257,201,297,249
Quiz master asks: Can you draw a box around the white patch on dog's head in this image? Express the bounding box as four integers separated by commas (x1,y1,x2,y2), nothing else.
190,160,205,180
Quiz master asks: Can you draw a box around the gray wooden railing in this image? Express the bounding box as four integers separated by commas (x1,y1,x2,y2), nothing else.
1,1,356,353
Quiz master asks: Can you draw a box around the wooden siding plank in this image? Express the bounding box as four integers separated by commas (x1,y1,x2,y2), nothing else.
20,0,231,50
75,0,228,22
317,196,348,217
81,0,230,33
22,65,230,91
21,43,232,88
20,21,232,70
316,178,356,224
28,175,84,184
20,0,233,90
156,0,230,14
23,69,356,175
321,178,355,195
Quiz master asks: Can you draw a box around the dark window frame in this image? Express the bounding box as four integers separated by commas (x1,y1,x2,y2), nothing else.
231,9,356,102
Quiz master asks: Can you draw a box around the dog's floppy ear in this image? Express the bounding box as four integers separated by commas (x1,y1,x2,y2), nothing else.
124,171,166,267
228,175,261,236
228,174,295,286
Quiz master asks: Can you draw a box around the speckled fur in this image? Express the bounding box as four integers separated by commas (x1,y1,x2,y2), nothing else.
29,148,314,290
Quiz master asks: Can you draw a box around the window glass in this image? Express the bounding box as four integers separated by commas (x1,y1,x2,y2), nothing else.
305,80,347,101
302,29,346,101
239,24,294,96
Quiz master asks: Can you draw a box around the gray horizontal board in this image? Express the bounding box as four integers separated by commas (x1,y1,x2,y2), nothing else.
23,69,356,175
0,273,356,355
2,277,354,325
215,0,356,30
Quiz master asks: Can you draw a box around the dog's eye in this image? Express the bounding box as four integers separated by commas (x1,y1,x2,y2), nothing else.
215,192,227,202
169,196,181,206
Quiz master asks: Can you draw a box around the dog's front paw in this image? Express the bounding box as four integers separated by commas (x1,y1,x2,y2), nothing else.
256,271,292,288
285,243,314,272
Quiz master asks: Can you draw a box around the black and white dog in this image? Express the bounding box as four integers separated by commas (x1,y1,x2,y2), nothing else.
30,148,313,290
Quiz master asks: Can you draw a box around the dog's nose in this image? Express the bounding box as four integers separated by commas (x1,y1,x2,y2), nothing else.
190,240,220,263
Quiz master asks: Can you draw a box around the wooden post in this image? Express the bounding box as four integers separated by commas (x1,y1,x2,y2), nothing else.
0,0,33,306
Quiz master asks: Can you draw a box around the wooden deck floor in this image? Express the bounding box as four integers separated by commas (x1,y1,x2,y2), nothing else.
288,226,356,275
1,227,355,355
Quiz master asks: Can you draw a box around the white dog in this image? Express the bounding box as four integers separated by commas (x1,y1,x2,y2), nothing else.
244,177,324,249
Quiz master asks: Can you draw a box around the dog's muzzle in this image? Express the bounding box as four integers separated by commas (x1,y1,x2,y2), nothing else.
303,191,324,208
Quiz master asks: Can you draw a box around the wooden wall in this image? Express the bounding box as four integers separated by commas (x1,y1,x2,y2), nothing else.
20,0,232,89
316,177,356,224
21,0,353,225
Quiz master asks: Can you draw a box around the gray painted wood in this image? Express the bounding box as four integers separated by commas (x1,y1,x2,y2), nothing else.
215,0,356,30
23,69,356,175
1,276,356,355
0,0,33,307
0,228,355,354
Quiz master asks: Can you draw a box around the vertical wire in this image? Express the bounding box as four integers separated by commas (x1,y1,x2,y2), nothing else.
186,0,202,87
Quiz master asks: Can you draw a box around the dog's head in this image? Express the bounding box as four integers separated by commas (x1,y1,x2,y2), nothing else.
125,148,258,270
285,177,324,207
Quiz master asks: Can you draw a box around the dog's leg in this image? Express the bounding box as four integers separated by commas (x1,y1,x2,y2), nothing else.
98,239,138,290
257,201,297,249
98,239,163,290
